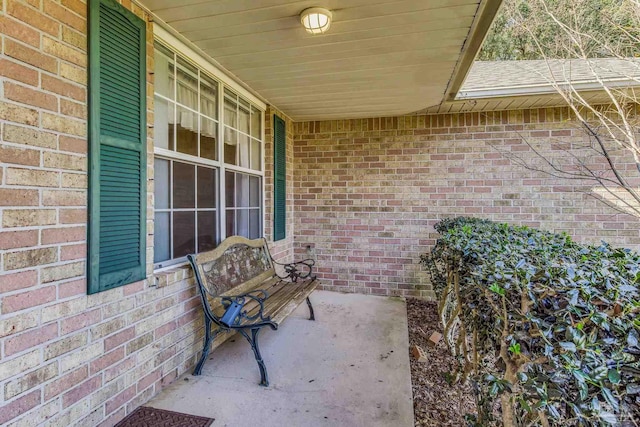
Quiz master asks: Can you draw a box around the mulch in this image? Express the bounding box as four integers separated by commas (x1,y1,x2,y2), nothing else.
407,298,477,427
114,407,214,427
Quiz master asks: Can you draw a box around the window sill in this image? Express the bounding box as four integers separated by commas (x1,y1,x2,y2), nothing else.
153,262,193,289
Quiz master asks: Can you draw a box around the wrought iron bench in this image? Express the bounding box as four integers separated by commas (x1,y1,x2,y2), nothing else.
187,236,318,386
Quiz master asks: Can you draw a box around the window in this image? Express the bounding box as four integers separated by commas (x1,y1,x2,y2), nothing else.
153,40,264,268
87,0,147,294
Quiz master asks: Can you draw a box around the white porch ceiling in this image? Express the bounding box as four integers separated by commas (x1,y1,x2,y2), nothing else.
143,0,501,121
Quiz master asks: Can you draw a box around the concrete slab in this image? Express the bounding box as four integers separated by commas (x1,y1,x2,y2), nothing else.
147,290,414,427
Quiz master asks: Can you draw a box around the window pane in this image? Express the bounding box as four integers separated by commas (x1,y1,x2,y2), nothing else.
250,138,261,171
224,127,237,165
154,44,174,100
173,162,195,208
225,171,235,207
154,212,170,263
168,102,176,151
224,95,237,128
226,209,235,236
176,107,198,157
249,209,260,239
198,211,216,252
237,173,249,207
173,212,195,258
154,96,170,149
251,107,261,139
238,100,250,134
200,116,217,161
249,176,260,207
237,134,250,168
200,75,217,119
154,159,170,209
197,167,216,209
237,209,249,238
176,59,198,110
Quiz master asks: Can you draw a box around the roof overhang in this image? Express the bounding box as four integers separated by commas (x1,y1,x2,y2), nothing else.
442,0,502,103
427,58,640,114
424,89,635,115
139,0,503,121
456,78,639,100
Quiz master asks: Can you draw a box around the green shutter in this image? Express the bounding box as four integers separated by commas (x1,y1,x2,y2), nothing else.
88,0,147,294
273,115,286,241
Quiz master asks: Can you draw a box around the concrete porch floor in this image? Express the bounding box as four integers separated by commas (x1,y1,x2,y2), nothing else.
147,290,414,426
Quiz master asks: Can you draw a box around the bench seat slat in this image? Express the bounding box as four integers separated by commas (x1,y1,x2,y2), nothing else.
269,280,319,325
247,279,317,326
262,279,316,317
237,279,290,322
207,276,317,327
206,275,283,317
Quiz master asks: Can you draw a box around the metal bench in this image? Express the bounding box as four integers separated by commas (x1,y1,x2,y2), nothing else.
187,236,318,386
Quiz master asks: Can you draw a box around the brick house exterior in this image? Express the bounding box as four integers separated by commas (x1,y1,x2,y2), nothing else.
0,1,637,426
292,110,640,298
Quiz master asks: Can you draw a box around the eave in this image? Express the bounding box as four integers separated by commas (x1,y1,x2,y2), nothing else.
139,0,503,121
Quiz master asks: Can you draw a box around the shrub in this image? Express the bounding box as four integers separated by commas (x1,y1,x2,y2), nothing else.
421,217,640,426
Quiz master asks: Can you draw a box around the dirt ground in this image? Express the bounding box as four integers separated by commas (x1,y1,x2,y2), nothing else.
407,298,477,427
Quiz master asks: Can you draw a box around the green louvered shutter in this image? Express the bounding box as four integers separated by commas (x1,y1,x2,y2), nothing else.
273,115,286,241
88,0,147,294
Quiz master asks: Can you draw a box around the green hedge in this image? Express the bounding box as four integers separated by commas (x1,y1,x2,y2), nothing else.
421,217,640,426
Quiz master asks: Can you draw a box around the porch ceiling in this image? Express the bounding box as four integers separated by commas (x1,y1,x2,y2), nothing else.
143,0,502,121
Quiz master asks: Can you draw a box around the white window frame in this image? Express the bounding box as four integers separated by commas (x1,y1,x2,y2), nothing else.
154,24,266,109
153,26,266,270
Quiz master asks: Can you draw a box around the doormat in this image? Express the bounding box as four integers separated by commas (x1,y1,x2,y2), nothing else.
115,406,214,427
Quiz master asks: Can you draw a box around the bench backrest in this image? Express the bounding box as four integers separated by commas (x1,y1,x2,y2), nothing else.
188,236,274,298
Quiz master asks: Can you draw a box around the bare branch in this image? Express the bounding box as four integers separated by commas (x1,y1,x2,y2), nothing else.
484,0,640,219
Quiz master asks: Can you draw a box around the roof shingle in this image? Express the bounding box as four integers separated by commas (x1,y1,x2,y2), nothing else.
461,58,639,92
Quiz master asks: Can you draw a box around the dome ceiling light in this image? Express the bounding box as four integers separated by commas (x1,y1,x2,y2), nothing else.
300,7,332,35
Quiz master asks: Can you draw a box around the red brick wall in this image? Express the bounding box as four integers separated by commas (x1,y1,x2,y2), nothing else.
293,109,640,297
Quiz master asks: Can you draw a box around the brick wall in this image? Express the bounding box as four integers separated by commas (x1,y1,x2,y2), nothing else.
293,109,640,298
0,2,203,426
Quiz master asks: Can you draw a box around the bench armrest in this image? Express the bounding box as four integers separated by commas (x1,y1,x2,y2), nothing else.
220,289,271,326
272,258,315,283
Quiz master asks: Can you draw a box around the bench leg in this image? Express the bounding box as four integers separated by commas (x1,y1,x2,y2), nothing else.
240,328,269,387
306,296,315,321
193,317,218,376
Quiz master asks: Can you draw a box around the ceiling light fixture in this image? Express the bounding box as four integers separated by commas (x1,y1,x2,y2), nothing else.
300,7,332,35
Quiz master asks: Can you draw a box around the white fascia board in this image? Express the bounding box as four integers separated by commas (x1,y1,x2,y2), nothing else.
456,78,638,100
152,23,267,111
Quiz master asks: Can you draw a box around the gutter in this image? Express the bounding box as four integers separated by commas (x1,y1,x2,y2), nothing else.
456,78,640,100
